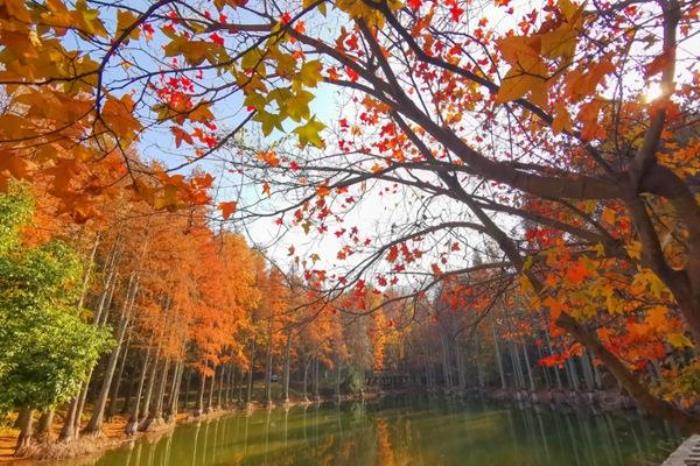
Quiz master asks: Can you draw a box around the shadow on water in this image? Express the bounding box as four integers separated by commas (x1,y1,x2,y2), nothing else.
79,396,681,466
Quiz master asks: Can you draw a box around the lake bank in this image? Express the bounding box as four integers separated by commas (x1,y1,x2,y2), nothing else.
3,394,683,466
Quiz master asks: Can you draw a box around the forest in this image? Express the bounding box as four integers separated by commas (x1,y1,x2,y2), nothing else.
0,0,699,463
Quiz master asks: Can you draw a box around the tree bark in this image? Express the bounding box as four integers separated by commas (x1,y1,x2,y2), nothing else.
492,324,507,390
36,408,54,444
196,372,206,416
302,358,311,401
125,346,152,435
246,339,255,404
264,336,273,406
166,361,183,422
207,366,216,413
107,333,131,421
59,397,78,442
144,358,169,428
14,407,33,455
283,335,292,403
85,307,132,434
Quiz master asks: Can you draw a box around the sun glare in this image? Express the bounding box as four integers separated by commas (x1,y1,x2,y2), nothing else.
644,82,663,103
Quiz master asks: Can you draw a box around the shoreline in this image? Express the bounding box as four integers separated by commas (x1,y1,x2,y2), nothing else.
0,394,375,465
0,387,675,464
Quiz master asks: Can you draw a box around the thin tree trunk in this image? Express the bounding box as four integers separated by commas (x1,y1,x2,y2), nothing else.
264,334,273,406
77,232,101,310
302,358,311,401
125,346,152,435
522,343,536,392
313,358,320,400
167,362,183,422
146,359,170,427
107,332,131,421
217,365,225,409
246,340,255,404
183,367,192,409
85,300,133,434
139,347,160,425
196,372,206,416
492,323,507,390
207,366,216,412
335,354,342,402
283,334,292,403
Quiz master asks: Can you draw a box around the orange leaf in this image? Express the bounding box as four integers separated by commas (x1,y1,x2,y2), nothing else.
219,201,237,219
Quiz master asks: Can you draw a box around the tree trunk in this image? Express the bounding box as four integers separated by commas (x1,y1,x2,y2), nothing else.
36,408,54,444
543,325,563,389
59,397,78,442
183,367,192,409
440,334,452,388
558,312,700,431
246,339,256,404
207,366,216,413
302,358,311,402
77,232,101,310
335,356,342,402
456,341,466,390
217,365,225,409
521,343,536,392
144,358,169,428
139,353,159,425
125,346,152,435
313,358,320,400
166,361,183,422
196,372,206,416
107,332,131,421
85,307,131,435
264,337,273,406
492,324,507,390
226,365,234,407
14,407,33,455
72,376,91,437
283,335,292,403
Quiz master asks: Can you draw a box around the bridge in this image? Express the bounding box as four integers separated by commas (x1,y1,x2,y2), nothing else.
366,371,411,389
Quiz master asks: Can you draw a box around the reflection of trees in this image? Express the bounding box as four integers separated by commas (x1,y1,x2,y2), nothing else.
94,400,681,466
375,417,396,466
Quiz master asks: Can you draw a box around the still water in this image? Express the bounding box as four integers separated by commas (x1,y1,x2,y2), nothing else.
91,397,681,466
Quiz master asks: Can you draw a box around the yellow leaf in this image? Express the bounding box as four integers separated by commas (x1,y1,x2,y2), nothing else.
284,89,313,122
294,117,325,148
254,110,284,136
116,10,141,42
592,242,605,257
304,0,326,15
298,60,323,88
625,240,642,260
667,333,693,349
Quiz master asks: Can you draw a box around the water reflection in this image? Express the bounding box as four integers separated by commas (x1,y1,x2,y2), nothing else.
84,396,680,466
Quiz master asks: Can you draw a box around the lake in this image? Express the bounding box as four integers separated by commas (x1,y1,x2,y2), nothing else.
90,396,681,466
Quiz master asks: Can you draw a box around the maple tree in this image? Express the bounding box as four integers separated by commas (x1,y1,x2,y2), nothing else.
1,0,700,435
